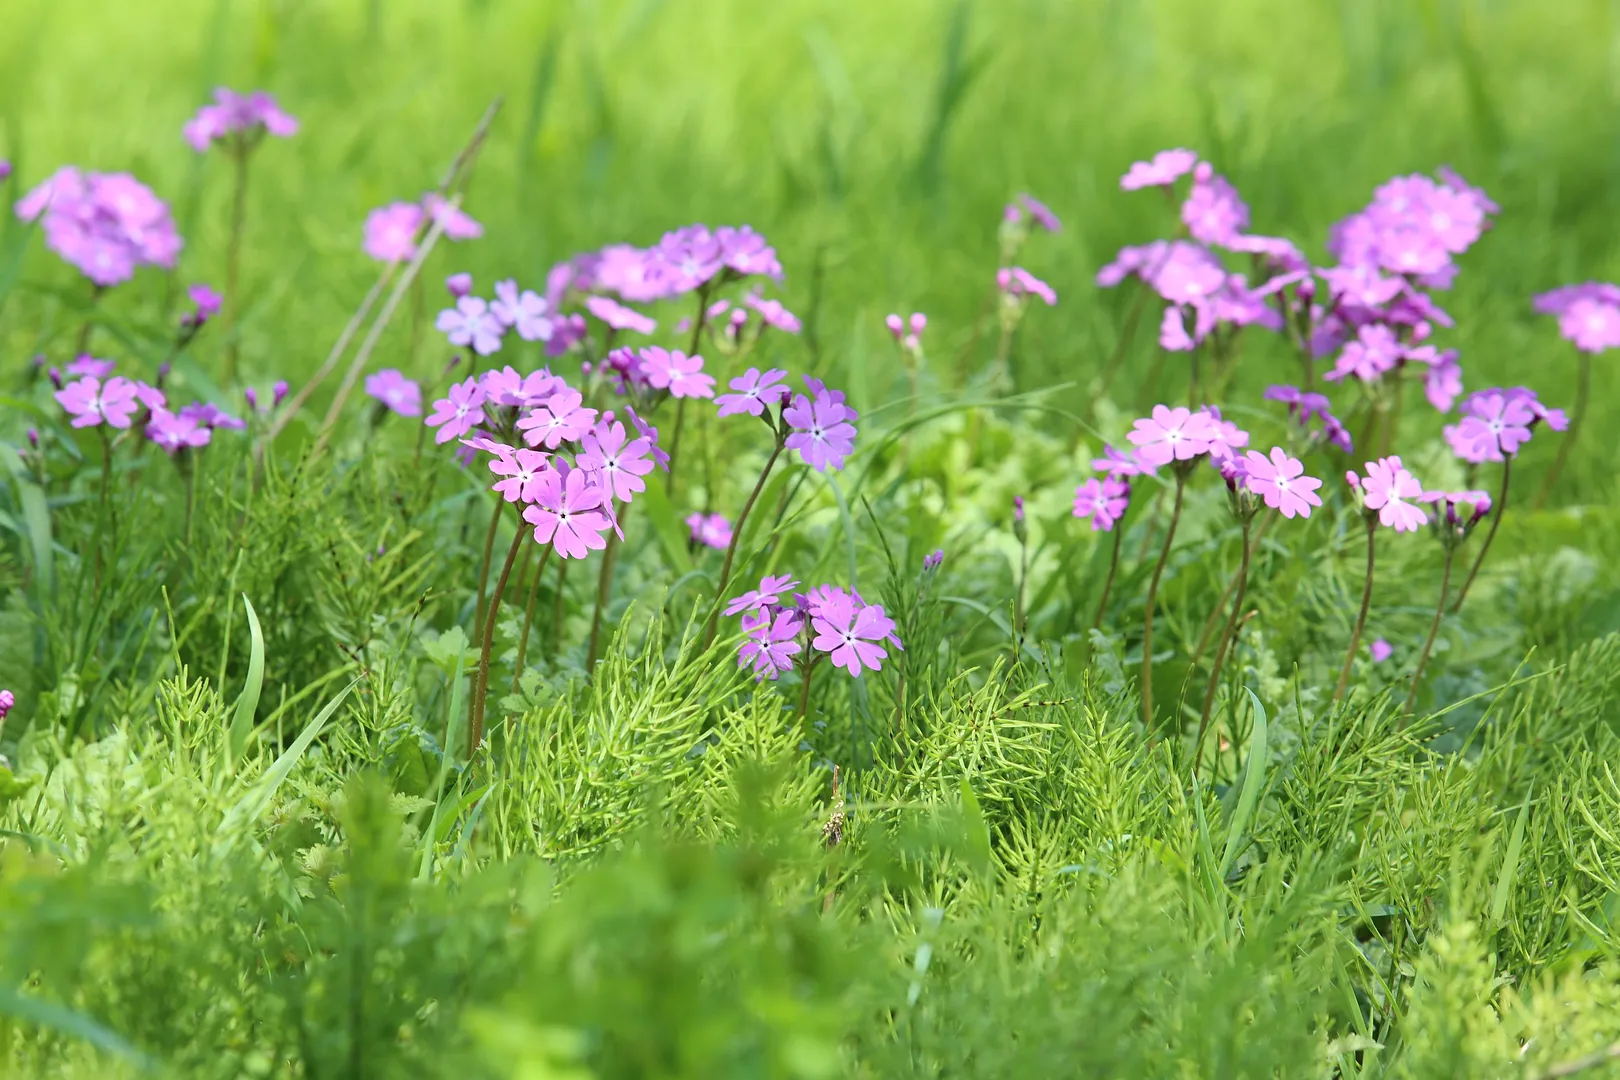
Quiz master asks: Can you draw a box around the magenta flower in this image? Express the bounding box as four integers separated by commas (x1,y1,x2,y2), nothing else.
446,272,473,298
422,193,482,241
654,225,724,293
640,347,715,399
716,225,783,279
492,279,556,342
1120,148,1198,191
55,375,139,429
715,367,790,419
1240,447,1322,518
1203,409,1251,464
516,387,598,449
66,355,116,379
923,549,944,571
625,406,669,471
1533,281,1620,316
744,292,802,333
1127,405,1217,467
1445,390,1536,463
363,201,424,263
997,266,1057,305
1369,638,1393,663
488,446,552,503
364,369,422,418
524,469,611,559
16,167,181,285
425,378,488,445
585,295,656,335
1557,297,1620,353
436,296,504,356
1325,324,1403,383
186,284,223,327
1181,164,1249,246
184,88,298,151
180,402,245,431
577,420,654,503
0,689,12,721
738,609,803,681
686,512,733,550
1073,477,1130,532
146,408,212,454
1092,444,1153,478
1420,489,1492,528
784,385,858,472
1418,348,1464,412
1148,242,1227,304
811,594,896,676
1015,193,1061,232
1355,457,1428,532
724,573,801,616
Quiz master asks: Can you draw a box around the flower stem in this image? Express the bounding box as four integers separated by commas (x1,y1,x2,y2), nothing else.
467,499,503,733
221,146,251,384
1535,351,1589,510
1089,520,1125,634
471,528,527,753
1402,545,1456,721
1141,472,1187,735
705,438,784,647
664,288,713,491
587,503,633,671
512,545,553,693
75,285,105,357
1334,517,1377,703
1091,282,1148,412
1450,456,1510,615
1195,515,1252,775
797,660,815,723
1189,514,1272,667
550,557,569,656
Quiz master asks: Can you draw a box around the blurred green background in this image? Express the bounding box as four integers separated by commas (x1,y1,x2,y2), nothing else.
1,0,1616,488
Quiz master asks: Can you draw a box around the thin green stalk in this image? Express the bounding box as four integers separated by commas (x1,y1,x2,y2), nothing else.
704,437,785,646
512,545,553,693
1451,456,1510,614
221,145,251,383
471,528,527,754
1141,472,1187,735
1088,521,1125,634
1535,351,1590,509
550,557,569,655
1189,514,1272,667
664,287,713,490
75,285,105,357
586,503,633,671
467,500,504,733
1402,546,1456,721
1334,517,1377,702
1195,515,1253,775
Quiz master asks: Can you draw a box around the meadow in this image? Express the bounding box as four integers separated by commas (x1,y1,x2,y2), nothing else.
4,0,1620,1076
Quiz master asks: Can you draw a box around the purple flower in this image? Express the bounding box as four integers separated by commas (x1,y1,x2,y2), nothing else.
923,549,944,571
577,420,654,504
183,88,299,152
1120,148,1198,191
363,201,424,263
625,406,669,471
0,689,12,721
422,193,482,241
1445,390,1536,463
1127,405,1217,467
744,291,802,333
1181,164,1249,246
516,387,598,450
180,402,245,431
364,369,423,418
488,446,552,503
1241,447,1323,518
715,367,790,419
585,295,656,335
1369,638,1393,663
686,512,733,550
524,469,611,559
1533,282,1620,316
1073,477,1130,532
55,375,139,429
1355,457,1428,532
1092,444,1153,478
725,573,801,616
997,267,1057,306
146,408,212,454
811,594,896,676
425,378,488,444
1420,489,1492,528
1016,193,1061,232
16,167,181,285
784,384,858,472
436,296,505,356
738,608,803,681
655,224,725,293
446,272,472,298
66,355,116,379
716,225,783,279
1148,242,1227,305
491,280,556,342
1325,324,1403,383
640,348,715,399
1556,297,1620,353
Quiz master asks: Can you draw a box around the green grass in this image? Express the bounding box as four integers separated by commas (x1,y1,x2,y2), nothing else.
5,0,1620,1076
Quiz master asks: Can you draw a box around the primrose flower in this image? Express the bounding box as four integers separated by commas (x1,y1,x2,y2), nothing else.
1092,444,1152,478
1355,456,1428,532
724,573,801,617
715,367,790,419
716,225,783,279
524,469,611,559
363,201,424,263
146,408,212,454
55,375,139,429
436,296,504,356
585,295,656,335
1445,390,1536,464
364,369,422,417
184,88,298,151
1556,297,1620,353
997,267,1057,306
1073,477,1130,532
1127,405,1218,467
490,279,555,342
738,609,803,681
1241,447,1323,518
640,347,715,399
1121,148,1198,191
446,272,472,298
686,512,733,550
1325,323,1404,383
16,167,182,285
886,312,927,351
654,224,724,294
1181,163,1250,246
425,378,488,444
1421,489,1493,540
517,387,598,450
577,420,654,503
488,446,552,504
422,193,482,241
784,382,858,472
811,593,896,676
625,406,669,471
744,292,802,333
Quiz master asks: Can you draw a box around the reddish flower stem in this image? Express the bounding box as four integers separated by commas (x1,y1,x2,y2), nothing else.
1141,472,1187,735
471,528,527,753
1334,517,1377,703
1450,456,1510,615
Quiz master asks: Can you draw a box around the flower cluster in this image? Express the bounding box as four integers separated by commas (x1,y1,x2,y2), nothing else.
725,575,901,680
52,357,242,458
15,167,182,286
183,88,298,152
365,369,423,418
364,194,483,264
686,512,732,550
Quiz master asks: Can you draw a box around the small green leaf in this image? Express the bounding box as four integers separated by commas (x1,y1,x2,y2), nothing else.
227,594,266,771
1220,688,1269,879
1490,783,1533,926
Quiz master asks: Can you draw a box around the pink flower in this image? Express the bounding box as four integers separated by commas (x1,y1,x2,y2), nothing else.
577,420,654,504
1558,297,1620,353
363,202,424,263
715,367,790,418
811,594,896,676
524,468,611,559
1148,242,1226,305
146,408,213,454
422,193,482,241
516,387,598,449
1358,456,1428,532
585,295,656,335
425,378,487,444
685,512,732,550
724,573,801,617
1092,444,1153,478
1181,167,1249,246
640,347,715,399
1534,282,1620,316
1419,348,1464,412
784,388,858,472
446,272,473,298
183,88,299,151
364,369,422,417
1445,390,1536,463
55,375,139,429
66,355,116,379
1325,324,1403,383
744,291,802,333
1073,477,1130,532
738,609,802,681
1126,404,1217,467
436,296,504,356
1016,193,1061,232
1240,447,1323,518
488,446,552,503
492,280,555,342
1420,489,1492,527
1369,638,1393,663
997,266,1057,305
1120,148,1198,191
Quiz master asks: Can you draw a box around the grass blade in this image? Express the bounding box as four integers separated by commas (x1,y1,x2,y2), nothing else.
227,593,265,770
1219,688,1269,879
1490,782,1533,926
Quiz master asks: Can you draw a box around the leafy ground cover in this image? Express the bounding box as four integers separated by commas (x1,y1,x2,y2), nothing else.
4,1,1620,1077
